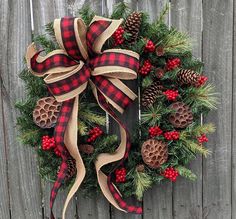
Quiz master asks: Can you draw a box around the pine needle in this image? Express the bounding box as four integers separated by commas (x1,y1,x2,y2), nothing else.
176,165,197,181
182,139,210,157
134,171,152,201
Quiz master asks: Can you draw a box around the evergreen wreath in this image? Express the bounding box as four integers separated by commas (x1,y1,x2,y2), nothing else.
16,3,217,218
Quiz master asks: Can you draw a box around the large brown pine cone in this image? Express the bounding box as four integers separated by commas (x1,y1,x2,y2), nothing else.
177,69,199,86
142,81,163,107
124,11,142,43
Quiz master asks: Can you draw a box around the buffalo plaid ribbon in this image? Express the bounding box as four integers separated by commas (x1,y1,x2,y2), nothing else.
26,15,142,219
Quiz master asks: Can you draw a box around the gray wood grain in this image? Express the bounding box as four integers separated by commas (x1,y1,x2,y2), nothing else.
31,1,78,218
0,0,43,218
233,0,236,216
138,1,173,219
202,0,233,219
171,1,203,219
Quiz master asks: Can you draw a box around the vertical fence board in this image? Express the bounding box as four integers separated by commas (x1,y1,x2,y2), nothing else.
233,0,236,217
202,1,233,219
107,0,142,218
0,0,42,218
171,1,203,219
0,1,11,218
140,1,173,219
71,1,110,218
32,1,78,218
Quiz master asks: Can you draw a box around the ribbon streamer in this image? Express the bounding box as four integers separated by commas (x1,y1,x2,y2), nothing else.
26,15,142,218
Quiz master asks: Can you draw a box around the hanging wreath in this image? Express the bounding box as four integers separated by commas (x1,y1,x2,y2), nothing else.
16,3,217,218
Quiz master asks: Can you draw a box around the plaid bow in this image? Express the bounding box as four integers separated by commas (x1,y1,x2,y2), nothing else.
26,16,142,218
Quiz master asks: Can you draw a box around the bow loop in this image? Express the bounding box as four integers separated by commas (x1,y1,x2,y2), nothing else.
87,16,123,56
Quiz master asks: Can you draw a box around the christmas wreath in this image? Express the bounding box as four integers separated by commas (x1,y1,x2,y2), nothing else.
16,3,217,218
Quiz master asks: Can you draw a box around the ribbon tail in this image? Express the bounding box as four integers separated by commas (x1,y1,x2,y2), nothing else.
90,81,142,214
62,96,86,219
50,99,75,219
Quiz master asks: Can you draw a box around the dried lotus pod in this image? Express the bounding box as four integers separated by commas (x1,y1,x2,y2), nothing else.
141,139,168,169
168,101,193,128
33,97,61,129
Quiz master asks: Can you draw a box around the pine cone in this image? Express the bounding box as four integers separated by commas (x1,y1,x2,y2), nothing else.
136,164,145,172
78,144,94,154
142,81,163,107
177,69,199,85
169,102,193,128
124,11,142,43
141,139,168,169
57,157,76,181
33,97,61,129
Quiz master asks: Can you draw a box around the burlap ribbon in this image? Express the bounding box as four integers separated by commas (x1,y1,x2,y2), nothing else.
26,16,142,218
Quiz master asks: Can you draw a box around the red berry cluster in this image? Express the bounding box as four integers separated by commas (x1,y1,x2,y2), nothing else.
165,58,181,71
195,75,208,87
54,147,61,157
164,131,180,140
115,167,126,183
42,135,61,157
139,60,152,76
42,135,55,150
145,40,155,52
87,126,103,142
163,89,179,101
197,134,208,144
163,167,179,182
149,126,163,138
112,26,125,46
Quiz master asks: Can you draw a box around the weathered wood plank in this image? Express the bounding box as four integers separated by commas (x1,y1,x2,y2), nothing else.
171,1,203,219
104,1,143,219
0,0,43,218
233,1,236,217
139,1,173,219
32,1,78,218
202,0,233,218
0,1,11,218
68,1,111,218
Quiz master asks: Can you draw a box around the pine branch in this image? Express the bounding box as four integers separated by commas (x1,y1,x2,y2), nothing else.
192,123,216,136
160,28,191,54
110,2,130,19
133,170,152,200
176,165,197,181
77,5,95,25
142,76,153,88
183,84,218,110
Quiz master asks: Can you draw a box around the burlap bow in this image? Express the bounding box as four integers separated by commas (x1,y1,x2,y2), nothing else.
26,16,142,218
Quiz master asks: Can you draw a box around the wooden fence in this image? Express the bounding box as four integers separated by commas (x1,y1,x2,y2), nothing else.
0,0,234,218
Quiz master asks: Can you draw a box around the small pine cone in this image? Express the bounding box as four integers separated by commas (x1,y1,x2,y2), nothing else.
124,11,142,43
78,144,94,154
136,164,145,172
33,96,61,129
65,158,77,180
141,139,168,169
142,81,163,107
168,102,193,128
177,69,199,85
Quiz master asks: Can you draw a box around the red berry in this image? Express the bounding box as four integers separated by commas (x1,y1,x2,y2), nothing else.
115,167,126,183
163,167,179,182
149,126,163,138
144,40,155,52
195,75,208,87
163,90,179,101
139,60,152,76
54,147,61,157
197,134,208,144
112,26,125,46
41,135,56,150
164,131,180,141
165,58,181,71
87,126,103,142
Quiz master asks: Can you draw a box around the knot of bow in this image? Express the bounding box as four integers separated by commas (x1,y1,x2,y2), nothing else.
26,16,142,219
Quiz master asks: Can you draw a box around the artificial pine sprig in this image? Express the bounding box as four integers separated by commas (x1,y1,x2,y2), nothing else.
176,165,197,181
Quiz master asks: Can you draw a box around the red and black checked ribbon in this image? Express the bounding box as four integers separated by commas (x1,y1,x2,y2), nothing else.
26,15,142,219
